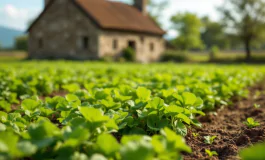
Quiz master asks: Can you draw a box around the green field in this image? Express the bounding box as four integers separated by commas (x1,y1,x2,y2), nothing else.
188,51,265,63
1,50,265,63
0,61,265,159
0,51,27,61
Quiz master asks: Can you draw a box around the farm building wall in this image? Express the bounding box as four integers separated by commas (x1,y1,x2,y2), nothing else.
99,31,165,62
28,0,99,59
28,0,165,62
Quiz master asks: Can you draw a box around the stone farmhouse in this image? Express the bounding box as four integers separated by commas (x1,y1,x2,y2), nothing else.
27,0,166,62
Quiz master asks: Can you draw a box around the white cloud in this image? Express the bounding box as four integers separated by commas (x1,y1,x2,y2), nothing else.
166,29,178,39
0,4,41,31
4,4,19,18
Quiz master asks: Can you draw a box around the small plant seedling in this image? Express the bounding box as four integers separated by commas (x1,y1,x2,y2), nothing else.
244,118,260,128
192,132,199,138
254,91,261,100
254,103,261,109
205,149,218,157
204,135,217,144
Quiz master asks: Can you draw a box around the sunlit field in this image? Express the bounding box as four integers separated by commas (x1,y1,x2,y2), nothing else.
0,60,264,159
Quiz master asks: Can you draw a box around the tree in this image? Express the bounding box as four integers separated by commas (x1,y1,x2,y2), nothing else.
201,16,230,50
170,13,204,50
220,0,265,60
15,36,28,51
147,0,168,27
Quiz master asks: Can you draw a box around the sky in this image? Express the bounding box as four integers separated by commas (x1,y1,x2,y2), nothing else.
0,0,225,37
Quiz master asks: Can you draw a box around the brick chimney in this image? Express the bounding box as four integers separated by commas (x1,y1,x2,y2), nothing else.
134,0,148,15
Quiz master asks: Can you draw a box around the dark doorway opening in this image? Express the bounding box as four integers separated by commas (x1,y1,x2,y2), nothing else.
82,36,89,49
128,41,136,51
38,38,43,49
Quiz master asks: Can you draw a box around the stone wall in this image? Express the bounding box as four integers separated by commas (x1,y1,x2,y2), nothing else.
29,0,99,59
99,31,165,62
29,0,165,62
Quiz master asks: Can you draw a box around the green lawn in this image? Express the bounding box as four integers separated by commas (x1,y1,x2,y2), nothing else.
0,51,27,61
188,51,265,63
1,50,265,63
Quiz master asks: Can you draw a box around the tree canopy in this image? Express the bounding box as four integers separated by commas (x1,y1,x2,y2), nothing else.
147,0,168,27
201,16,230,49
170,13,204,50
220,0,265,60
15,36,28,51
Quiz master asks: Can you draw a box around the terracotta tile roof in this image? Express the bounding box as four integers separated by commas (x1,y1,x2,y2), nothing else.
74,0,165,35
28,0,165,36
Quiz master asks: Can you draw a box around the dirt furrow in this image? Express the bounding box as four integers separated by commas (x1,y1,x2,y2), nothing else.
184,81,265,160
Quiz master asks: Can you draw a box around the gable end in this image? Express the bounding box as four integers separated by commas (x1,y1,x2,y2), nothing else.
27,0,102,32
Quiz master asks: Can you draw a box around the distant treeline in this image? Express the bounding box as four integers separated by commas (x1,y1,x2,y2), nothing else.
0,35,28,52
149,0,265,60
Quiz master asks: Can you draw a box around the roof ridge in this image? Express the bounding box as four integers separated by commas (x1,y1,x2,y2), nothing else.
28,0,166,35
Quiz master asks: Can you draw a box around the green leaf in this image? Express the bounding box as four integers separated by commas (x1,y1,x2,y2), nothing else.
0,123,6,131
176,113,191,125
70,152,89,160
78,107,109,123
174,121,187,136
17,141,37,156
164,105,184,116
0,131,20,156
0,141,8,152
244,117,260,128
121,135,145,144
205,149,218,157
193,97,204,109
8,113,21,122
147,97,164,110
136,87,151,101
120,137,154,160
90,154,107,160
101,100,121,110
64,126,90,142
204,135,217,144
94,90,108,100
191,119,202,128
21,99,39,111
63,126,90,147
0,111,7,123
0,101,11,112
65,94,81,108
40,107,54,117
62,83,80,93
182,92,197,105
151,135,165,153
240,143,265,160
128,127,146,135
191,109,205,116
147,114,168,131
45,96,65,110
96,134,120,156
28,120,60,148
161,127,192,153
105,119,119,131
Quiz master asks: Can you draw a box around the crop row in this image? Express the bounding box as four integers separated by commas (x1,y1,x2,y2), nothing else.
0,62,265,159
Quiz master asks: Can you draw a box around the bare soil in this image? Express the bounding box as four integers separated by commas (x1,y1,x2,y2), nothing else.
184,81,265,160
